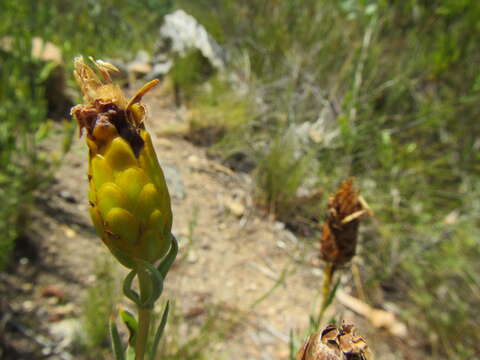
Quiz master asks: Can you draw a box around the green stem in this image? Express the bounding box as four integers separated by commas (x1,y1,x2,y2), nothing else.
135,307,151,360
317,262,334,329
135,269,153,360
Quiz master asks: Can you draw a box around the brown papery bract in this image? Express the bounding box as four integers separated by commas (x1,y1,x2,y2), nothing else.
320,178,367,268
296,323,373,360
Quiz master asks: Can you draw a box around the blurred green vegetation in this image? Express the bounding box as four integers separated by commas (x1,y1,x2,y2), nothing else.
0,0,173,270
78,256,120,357
1,0,479,358
175,0,480,357
157,302,235,360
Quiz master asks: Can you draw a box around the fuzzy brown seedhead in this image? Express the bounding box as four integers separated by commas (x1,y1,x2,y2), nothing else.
296,323,373,360
70,57,159,157
320,179,367,267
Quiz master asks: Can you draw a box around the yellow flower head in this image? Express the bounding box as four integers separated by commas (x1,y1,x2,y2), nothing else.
71,57,172,269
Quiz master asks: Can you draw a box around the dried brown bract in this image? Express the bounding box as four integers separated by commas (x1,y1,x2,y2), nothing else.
296,323,373,360
320,178,369,267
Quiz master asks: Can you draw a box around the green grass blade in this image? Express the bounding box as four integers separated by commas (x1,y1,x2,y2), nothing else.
109,317,125,360
149,301,170,360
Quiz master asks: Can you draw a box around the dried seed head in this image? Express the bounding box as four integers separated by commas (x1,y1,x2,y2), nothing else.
320,178,367,267
296,323,373,360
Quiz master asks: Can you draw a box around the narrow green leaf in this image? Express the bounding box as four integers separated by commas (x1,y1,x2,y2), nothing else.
135,260,164,308
139,260,164,307
35,121,51,142
157,234,178,280
149,301,170,360
38,61,58,83
324,278,341,309
109,317,125,360
123,269,141,305
120,308,138,347
288,329,296,360
126,346,136,360
250,265,289,308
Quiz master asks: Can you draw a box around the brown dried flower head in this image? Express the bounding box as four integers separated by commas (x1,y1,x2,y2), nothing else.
320,178,368,267
296,323,373,360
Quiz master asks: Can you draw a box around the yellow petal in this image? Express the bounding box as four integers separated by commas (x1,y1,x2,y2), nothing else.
146,209,167,235
91,155,114,190
105,208,140,246
139,132,168,195
105,137,137,172
135,183,162,221
138,130,172,230
129,103,145,125
115,167,148,206
89,206,104,238
97,183,128,218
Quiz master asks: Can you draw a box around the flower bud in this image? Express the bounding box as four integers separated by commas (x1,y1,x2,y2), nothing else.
71,57,172,269
320,179,366,267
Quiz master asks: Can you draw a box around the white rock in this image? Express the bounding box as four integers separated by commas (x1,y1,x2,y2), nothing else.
157,10,225,71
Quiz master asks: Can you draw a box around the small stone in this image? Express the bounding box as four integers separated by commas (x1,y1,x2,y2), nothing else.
187,251,198,264
273,221,285,231
22,300,35,312
225,199,245,217
276,240,286,249
49,319,82,349
188,155,201,165
77,204,88,213
311,268,323,277
283,230,298,244
64,226,76,238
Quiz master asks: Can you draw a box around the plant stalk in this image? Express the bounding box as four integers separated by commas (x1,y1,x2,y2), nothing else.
317,261,334,329
135,307,151,360
135,269,153,360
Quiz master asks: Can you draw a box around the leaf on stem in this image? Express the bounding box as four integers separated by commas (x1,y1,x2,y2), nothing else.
126,346,136,360
157,234,178,280
149,301,170,360
109,316,125,360
120,308,138,347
